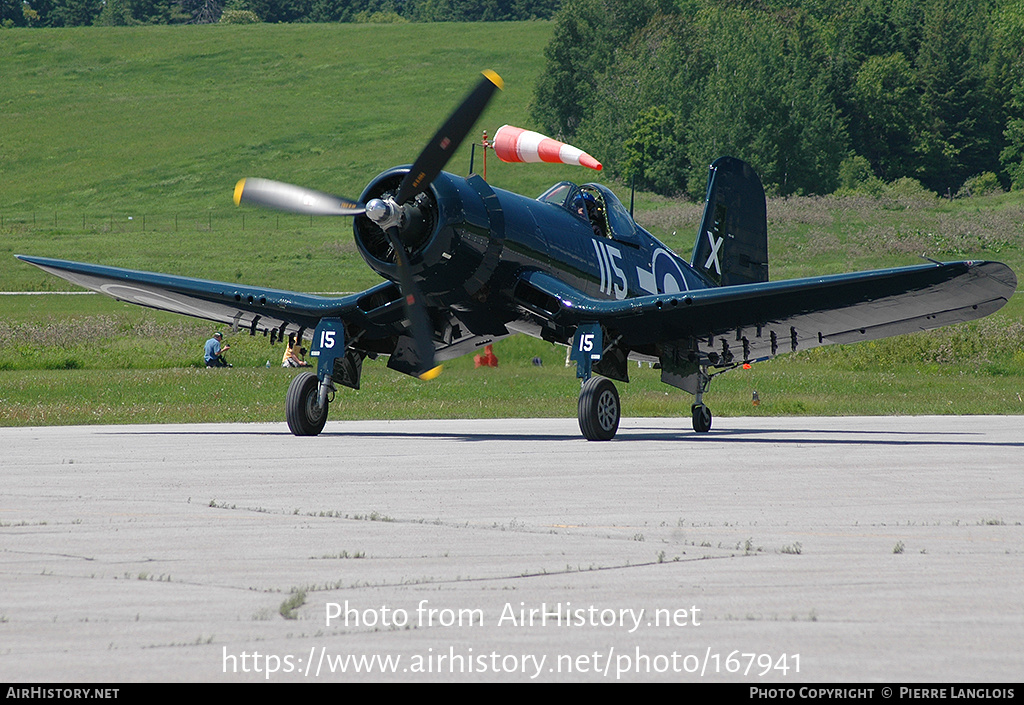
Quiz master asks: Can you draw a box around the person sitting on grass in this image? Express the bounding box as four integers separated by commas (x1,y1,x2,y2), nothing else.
204,332,231,368
282,333,311,367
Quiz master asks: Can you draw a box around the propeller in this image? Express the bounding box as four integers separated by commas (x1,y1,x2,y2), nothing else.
233,70,504,379
385,222,439,379
395,69,504,206
233,178,365,216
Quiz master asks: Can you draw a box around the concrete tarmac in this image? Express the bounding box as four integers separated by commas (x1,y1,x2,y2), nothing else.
1,416,1021,683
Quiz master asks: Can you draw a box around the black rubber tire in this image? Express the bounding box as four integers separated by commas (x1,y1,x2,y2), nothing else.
286,371,328,436
691,403,712,433
578,376,620,441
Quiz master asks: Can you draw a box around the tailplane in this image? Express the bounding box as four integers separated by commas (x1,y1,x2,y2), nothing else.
691,156,768,286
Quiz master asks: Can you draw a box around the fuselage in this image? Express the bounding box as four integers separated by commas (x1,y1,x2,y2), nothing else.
352,168,713,327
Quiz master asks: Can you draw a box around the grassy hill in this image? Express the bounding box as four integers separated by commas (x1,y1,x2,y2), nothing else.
1,23,1022,426
0,21,609,292
2,22,567,212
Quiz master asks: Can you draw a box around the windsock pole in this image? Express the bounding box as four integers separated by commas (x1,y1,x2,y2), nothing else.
469,131,493,180
482,130,490,181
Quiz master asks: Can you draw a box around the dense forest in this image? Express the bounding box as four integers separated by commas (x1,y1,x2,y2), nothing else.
532,0,1024,197
0,0,562,25
4,0,1024,197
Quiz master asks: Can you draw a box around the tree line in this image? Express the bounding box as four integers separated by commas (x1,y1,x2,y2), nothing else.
1,0,562,26
532,0,1024,197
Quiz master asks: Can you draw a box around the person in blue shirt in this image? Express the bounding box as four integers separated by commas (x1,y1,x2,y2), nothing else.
204,332,231,367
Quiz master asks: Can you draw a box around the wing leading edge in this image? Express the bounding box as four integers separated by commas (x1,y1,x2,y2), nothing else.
520,260,1017,363
15,255,406,342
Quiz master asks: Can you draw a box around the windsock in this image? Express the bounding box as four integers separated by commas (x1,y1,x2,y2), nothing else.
493,125,602,171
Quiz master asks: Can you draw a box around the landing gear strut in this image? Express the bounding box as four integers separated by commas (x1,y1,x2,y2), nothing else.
286,371,330,436
691,366,713,433
578,376,620,441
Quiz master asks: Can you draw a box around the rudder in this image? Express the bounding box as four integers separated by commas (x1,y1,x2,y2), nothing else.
691,156,768,286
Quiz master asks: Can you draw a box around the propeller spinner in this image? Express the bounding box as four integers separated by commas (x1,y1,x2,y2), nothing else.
234,70,504,378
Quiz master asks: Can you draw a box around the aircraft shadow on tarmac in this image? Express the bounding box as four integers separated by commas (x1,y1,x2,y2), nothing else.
107,423,1024,448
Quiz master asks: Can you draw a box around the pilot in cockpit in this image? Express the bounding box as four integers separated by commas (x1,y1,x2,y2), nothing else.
577,190,607,239
540,181,610,239
566,190,604,239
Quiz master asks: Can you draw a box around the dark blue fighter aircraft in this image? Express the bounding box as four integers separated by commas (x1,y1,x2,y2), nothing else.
18,71,1018,440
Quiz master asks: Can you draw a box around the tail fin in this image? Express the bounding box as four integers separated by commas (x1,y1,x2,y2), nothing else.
691,156,768,286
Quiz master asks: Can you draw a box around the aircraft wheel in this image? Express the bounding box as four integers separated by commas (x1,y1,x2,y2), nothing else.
286,371,328,436
691,403,712,433
578,376,620,441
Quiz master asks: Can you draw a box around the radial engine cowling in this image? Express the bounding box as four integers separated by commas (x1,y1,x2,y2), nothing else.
353,168,504,307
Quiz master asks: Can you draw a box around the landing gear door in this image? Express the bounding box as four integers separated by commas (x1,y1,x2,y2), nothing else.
570,322,603,380
310,318,345,383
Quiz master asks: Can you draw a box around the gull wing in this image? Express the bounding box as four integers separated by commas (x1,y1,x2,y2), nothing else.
519,260,1017,362
16,255,406,342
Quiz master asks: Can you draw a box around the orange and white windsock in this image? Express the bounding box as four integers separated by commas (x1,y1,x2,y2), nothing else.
493,124,602,171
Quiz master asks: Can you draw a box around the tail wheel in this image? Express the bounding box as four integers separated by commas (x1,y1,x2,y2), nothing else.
286,371,328,436
578,376,620,441
692,403,712,433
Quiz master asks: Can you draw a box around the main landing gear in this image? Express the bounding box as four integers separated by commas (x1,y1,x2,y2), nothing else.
286,371,331,436
576,375,715,440
578,376,620,441
575,363,715,440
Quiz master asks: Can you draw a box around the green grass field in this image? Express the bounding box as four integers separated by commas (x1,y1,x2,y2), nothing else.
2,23,1023,427
1,23,569,212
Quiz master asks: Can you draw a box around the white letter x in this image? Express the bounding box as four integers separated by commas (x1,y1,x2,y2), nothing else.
704,231,723,276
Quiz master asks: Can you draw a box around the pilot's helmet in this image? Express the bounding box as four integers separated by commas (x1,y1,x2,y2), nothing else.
574,191,595,212
582,191,599,215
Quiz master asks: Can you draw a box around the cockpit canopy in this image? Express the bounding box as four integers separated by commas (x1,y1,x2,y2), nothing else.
537,181,583,212
537,181,641,245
